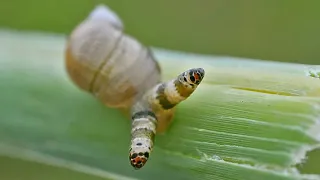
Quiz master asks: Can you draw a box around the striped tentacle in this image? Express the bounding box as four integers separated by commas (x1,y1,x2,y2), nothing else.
129,68,205,169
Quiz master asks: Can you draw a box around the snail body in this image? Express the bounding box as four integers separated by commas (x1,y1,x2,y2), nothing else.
64,5,205,170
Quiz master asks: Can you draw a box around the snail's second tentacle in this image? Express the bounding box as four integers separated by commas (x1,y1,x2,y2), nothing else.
129,68,205,170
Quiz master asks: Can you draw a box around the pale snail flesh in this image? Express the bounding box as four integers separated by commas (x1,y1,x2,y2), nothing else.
64,5,205,170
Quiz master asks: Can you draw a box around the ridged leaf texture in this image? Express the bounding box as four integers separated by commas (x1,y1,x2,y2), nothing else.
0,29,319,180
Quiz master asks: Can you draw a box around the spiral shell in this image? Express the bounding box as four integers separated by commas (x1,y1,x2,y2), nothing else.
65,5,161,108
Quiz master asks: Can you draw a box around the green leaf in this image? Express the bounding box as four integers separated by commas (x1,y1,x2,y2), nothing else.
0,29,320,180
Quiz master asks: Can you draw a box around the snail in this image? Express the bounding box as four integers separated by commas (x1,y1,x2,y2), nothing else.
64,4,205,170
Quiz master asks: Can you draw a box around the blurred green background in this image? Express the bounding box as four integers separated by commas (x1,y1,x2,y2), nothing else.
0,0,320,179
1,0,320,65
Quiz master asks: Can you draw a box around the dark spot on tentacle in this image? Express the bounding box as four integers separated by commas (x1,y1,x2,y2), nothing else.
136,143,142,146
189,75,195,82
131,153,137,159
129,152,149,170
183,77,187,82
144,152,149,158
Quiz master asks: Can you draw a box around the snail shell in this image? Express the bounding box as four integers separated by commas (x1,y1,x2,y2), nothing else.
64,5,206,170
65,5,161,109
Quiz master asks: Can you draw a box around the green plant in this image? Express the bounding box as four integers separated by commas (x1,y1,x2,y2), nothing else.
0,29,319,180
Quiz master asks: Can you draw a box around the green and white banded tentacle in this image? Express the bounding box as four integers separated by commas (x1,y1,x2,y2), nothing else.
129,68,205,169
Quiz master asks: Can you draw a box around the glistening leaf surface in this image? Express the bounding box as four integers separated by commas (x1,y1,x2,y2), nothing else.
0,29,320,180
